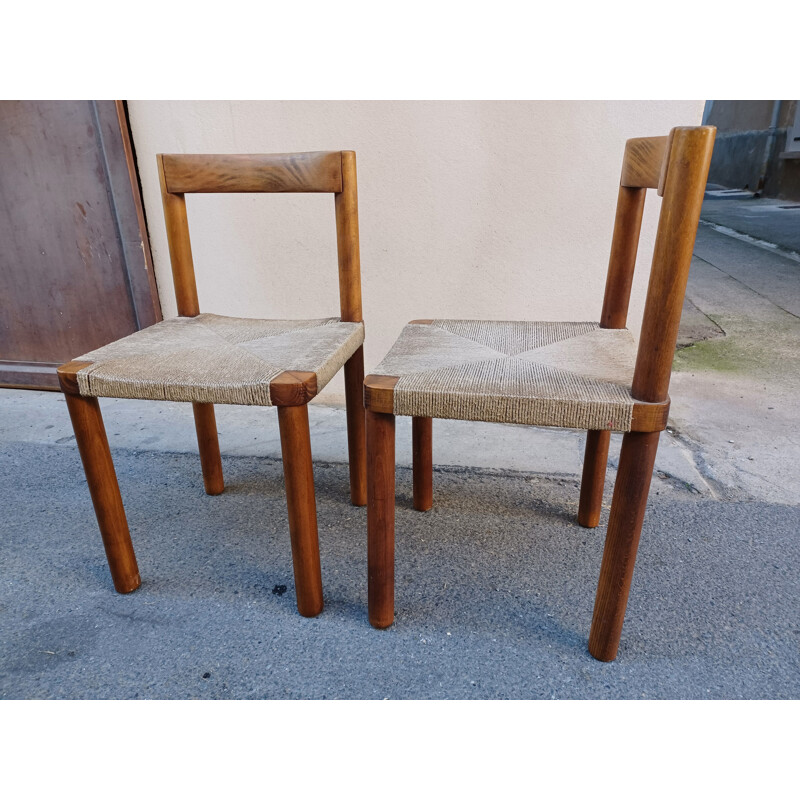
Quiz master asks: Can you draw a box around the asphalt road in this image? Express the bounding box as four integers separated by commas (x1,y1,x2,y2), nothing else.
2,441,797,699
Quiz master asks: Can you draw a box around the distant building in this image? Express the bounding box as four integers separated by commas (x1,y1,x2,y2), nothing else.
703,100,800,200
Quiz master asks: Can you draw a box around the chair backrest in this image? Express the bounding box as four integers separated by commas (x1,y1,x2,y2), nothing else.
600,126,716,403
156,150,362,323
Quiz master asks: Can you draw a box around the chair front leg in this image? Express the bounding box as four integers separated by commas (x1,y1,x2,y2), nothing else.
278,404,324,618
192,402,224,495
64,394,141,594
588,430,660,661
578,429,611,528
367,410,396,628
412,416,433,511
343,346,367,506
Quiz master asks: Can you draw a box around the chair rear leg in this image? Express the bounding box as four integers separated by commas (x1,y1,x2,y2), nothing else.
343,346,367,506
367,410,396,628
278,404,324,617
588,430,660,661
64,394,141,594
578,430,611,528
192,402,224,495
412,416,433,511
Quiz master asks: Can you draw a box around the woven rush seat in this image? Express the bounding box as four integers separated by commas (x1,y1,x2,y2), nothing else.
371,319,639,431
73,313,364,406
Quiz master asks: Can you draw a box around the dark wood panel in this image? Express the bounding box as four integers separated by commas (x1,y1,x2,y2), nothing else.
0,100,160,389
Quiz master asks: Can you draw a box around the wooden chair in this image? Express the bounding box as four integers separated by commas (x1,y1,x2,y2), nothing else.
58,151,366,618
364,126,716,661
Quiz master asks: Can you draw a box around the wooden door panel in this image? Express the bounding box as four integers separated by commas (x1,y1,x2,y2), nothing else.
0,100,160,389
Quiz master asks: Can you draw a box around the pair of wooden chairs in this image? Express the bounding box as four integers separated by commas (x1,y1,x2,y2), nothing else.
59,127,715,661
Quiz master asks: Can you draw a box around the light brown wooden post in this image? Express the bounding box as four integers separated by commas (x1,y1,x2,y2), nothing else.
192,403,224,495
157,154,223,494
157,155,200,317
632,127,716,402
600,186,647,330
579,170,647,526
589,126,716,661
412,417,433,511
278,404,324,617
336,150,367,506
61,386,141,594
343,346,367,506
367,409,395,628
578,429,610,528
588,430,659,660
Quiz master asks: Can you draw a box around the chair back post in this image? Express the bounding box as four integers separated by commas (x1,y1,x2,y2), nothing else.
631,126,716,403
156,150,360,322
600,185,646,329
157,154,200,317
335,151,363,323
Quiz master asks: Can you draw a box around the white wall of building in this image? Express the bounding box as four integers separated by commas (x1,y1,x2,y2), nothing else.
128,101,704,402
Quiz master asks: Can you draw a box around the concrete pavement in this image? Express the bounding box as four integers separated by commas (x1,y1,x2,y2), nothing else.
2,441,797,699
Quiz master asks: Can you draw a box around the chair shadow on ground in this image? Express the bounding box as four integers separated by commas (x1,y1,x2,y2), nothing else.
87,448,617,657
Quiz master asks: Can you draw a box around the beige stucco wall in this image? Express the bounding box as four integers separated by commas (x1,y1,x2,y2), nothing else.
128,101,704,403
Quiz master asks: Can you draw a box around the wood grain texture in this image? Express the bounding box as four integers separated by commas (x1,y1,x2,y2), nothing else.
620,136,668,189
157,154,199,317
192,402,224,495
657,128,676,197
278,404,324,617
363,374,398,414
56,360,93,395
578,429,610,528
0,101,159,389
269,370,318,406
335,151,363,323
632,126,716,403
412,417,433,511
62,392,141,594
162,152,343,194
0,361,62,391
630,398,670,432
589,430,660,661
600,186,646,330
367,410,396,628
343,347,367,506
112,101,161,327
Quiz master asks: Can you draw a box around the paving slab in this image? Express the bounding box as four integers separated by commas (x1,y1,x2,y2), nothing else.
0,387,711,497
672,226,800,505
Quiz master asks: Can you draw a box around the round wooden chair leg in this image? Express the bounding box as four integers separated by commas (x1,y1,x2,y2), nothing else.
278,404,323,618
64,394,141,594
578,430,611,528
412,416,433,512
343,347,367,507
192,402,224,495
588,430,660,661
367,410,395,628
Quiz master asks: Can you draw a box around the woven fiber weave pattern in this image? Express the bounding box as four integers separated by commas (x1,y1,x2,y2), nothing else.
75,314,364,405
372,320,638,431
